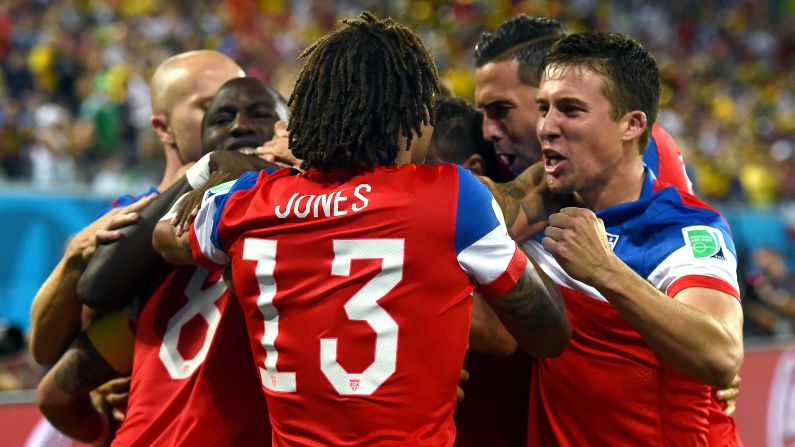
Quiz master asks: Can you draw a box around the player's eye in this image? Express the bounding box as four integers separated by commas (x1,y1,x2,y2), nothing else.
485,105,510,120
537,103,549,117
253,110,277,119
210,114,233,125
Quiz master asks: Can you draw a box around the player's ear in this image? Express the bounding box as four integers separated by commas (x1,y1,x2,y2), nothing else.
621,110,647,143
151,114,175,147
462,153,485,176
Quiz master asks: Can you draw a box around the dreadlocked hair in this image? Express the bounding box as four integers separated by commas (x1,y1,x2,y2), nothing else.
288,11,440,172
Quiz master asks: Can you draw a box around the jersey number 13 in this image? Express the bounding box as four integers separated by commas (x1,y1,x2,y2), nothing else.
244,238,403,396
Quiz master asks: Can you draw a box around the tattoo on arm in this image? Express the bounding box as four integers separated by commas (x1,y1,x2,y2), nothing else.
491,183,524,236
53,334,119,396
488,265,565,331
490,167,548,239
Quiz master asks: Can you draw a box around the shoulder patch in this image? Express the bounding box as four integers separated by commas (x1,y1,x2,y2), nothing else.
682,225,726,260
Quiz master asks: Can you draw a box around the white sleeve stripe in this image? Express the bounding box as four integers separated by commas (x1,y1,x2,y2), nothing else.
457,225,519,285
193,189,230,266
523,240,608,302
647,245,739,294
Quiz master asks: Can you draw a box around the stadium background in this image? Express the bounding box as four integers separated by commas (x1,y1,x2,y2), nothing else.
0,0,793,445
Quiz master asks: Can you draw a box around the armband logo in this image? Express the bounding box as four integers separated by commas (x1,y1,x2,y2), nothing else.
682,226,726,260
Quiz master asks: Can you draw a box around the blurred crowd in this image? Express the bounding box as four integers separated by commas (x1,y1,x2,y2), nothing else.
0,0,794,355
1,0,794,202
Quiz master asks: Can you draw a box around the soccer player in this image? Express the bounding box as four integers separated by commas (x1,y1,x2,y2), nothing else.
154,12,571,446
29,50,244,444
527,31,743,446
471,16,741,447
426,97,513,183
36,67,282,446
29,50,245,365
103,77,284,446
473,16,692,225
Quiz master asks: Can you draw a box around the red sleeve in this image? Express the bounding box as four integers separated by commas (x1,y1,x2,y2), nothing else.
666,274,741,301
479,247,528,298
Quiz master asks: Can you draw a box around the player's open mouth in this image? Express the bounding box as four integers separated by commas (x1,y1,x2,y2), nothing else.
543,149,566,174
498,154,516,169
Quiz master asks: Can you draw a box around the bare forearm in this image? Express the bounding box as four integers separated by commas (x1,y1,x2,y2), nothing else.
78,178,191,311
484,263,571,358
37,378,108,444
30,256,83,365
597,263,742,388
36,334,118,443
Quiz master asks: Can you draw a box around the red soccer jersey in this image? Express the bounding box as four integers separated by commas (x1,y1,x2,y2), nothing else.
111,266,271,446
524,170,740,447
452,125,695,447
190,164,526,446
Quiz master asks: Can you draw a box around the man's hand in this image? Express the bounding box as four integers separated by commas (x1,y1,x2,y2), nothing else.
542,207,619,286
715,374,740,415
456,368,469,403
255,121,302,168
172,171,240,237
68,194,157,268
93,376,130,422
482,162,572,243
172,151,281,236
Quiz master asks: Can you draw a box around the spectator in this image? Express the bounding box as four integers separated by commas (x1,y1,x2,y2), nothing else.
743,246,795,338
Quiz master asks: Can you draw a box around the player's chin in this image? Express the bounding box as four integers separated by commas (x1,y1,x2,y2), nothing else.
545,176,573,195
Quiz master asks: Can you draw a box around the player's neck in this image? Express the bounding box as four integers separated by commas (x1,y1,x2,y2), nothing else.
158,158,183,192
157,145,185,191
574,159,645,212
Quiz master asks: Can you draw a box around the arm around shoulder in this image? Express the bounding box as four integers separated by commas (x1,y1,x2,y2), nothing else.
77,179,191,311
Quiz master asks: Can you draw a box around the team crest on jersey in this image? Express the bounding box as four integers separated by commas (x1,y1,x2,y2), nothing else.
682,226,726,260
605,232,620,250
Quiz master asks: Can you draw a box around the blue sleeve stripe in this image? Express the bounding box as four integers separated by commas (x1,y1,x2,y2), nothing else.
210,171,260,252
454,165,501,255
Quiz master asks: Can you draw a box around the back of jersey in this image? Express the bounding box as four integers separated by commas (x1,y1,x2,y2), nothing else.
112,267,271,447
198,163,523,447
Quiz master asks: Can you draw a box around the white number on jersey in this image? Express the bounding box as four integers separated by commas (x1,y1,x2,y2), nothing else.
243,238,403,396
159,269,226,379
243,239,297,392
